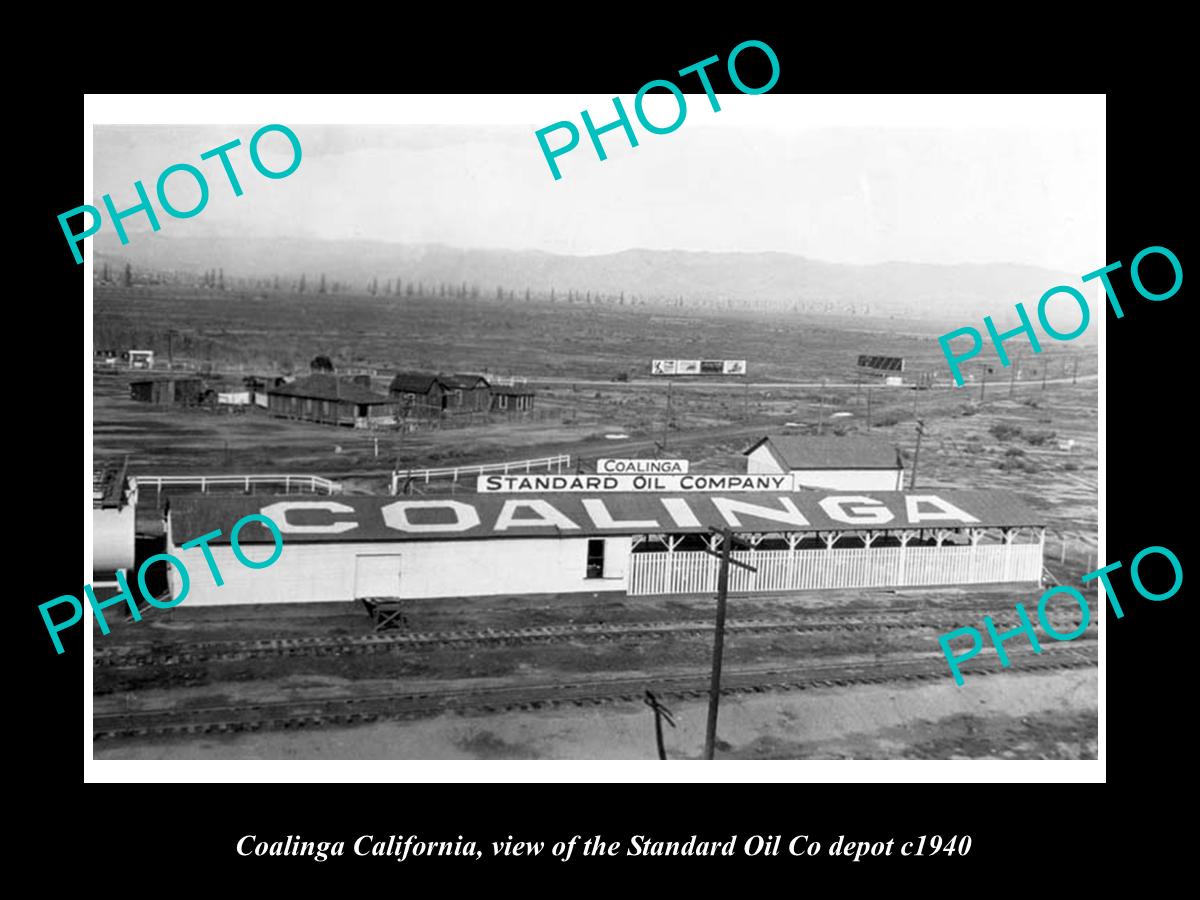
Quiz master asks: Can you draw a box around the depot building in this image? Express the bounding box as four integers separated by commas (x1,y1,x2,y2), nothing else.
165,490,1047,605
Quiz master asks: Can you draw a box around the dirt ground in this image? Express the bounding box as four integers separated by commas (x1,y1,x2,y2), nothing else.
94,668,1096,761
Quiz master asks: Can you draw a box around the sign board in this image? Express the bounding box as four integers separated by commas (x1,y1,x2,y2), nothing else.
857,354,905,373
597,458,689,474
650,359,747,376
477,473,796,493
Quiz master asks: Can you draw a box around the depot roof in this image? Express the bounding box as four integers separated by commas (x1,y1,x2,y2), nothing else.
744,435,902,470
169,490,1044,545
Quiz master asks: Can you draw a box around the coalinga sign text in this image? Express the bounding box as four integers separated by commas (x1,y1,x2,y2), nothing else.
184,492,994,542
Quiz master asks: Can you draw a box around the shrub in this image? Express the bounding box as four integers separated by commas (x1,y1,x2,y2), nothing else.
874,412,903,427
989,422,1023,441
1005,446,1025,457
1024,429,1057,446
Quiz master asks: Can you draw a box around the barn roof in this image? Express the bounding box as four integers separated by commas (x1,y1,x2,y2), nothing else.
490,384,536,396
169,489,1044,545
129,375,203,385
744,434,902,470
389,371,442,393
267,374,392,405
442,373,490,389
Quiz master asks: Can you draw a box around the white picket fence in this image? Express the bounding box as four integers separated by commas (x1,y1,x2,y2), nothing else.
628,544,1043,596
391,454,569,493
134,474,342,496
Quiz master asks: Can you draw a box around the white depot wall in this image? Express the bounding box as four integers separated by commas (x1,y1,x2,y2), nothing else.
94,505,136,573
746,445,784,474
397,536,632,599
792,469,904,491
166,536,633,606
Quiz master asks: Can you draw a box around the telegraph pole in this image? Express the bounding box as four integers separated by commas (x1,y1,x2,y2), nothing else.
980,366,988,404
644,691,676,760
1072,357,1079,385
911,420,926,489
705,530,732,760
1042,361,1048,391
866,387,872,430
662,380,672,450
701,528,756,760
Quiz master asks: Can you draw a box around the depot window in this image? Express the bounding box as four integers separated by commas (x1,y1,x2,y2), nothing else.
586,539,605,579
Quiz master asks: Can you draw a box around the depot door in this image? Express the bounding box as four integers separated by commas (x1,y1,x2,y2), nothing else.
354,553,402,599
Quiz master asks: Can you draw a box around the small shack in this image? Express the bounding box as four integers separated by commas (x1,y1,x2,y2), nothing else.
440,374,492,412
491,384,536,413
388,371,445,418
129,376,204,406
267,374,397,428
126,349,154,369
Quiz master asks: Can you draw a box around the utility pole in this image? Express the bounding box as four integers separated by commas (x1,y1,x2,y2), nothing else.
866,387,872,430
644,691,676,760
980,366,988,404
911,420,926,489
662,380,672,449
705,529,732,760
743,381,749,421
1042,361,1048,391
702,528,757,760
1072,357,1079,385
1009,348,1022,399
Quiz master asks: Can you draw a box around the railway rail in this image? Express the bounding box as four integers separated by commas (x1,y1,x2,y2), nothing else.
93,643,1096,742
94,608,1094,667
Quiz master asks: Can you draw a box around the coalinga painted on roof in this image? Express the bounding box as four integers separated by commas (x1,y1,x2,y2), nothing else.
170,490,1044,545
745,435,902,470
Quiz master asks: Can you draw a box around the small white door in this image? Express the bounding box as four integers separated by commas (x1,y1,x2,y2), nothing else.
354,553,402,598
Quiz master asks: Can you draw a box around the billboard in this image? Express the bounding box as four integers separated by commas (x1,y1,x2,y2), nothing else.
651,359,747,376
857,355,905,373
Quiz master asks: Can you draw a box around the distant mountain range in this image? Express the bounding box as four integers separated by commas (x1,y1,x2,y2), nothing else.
95,234,1080,324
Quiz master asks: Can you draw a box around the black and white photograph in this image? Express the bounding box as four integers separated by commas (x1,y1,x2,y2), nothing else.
84,94,1103,764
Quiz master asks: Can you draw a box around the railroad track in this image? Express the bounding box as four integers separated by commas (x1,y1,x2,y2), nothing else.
94,610,1095,667
93,643,1097,742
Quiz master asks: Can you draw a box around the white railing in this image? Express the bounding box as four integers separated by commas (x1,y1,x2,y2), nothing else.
134,474,342,496
391,453,570,493
628,544,1043,596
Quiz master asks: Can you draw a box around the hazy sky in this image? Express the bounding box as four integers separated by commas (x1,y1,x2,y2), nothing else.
93,98,1104,273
